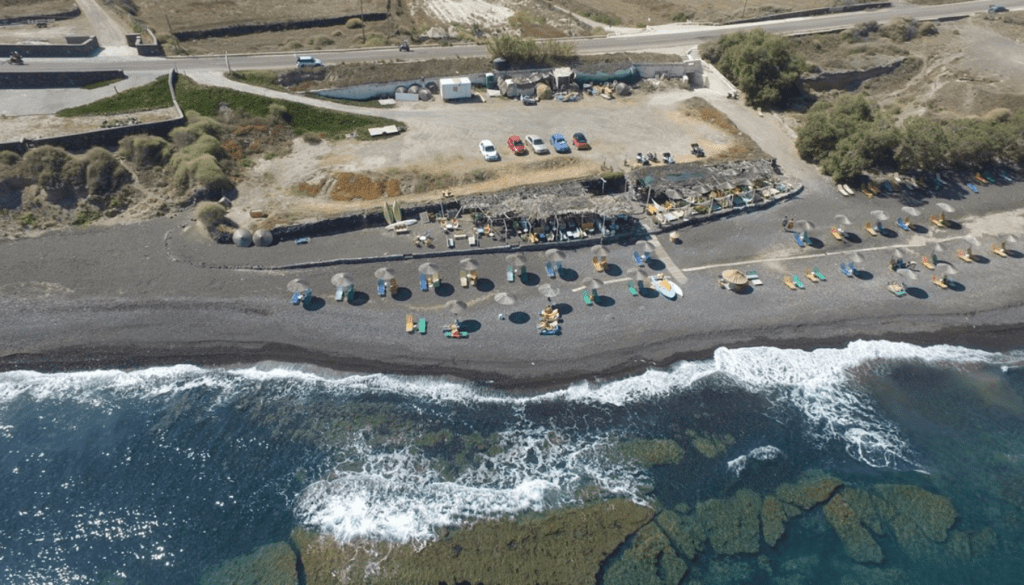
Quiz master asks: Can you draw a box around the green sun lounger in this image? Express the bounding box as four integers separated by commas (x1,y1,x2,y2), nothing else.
792,275,805,289
583,289,593,306
418,318,427,334
812,267,826,281
627,280,639,296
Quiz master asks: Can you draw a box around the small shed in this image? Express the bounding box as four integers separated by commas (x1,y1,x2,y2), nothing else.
439,77,472,101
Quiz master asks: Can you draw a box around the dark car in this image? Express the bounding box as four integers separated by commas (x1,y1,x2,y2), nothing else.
988,4,1008,12
550,134,571,154
572,132,590,150
507,135,527,155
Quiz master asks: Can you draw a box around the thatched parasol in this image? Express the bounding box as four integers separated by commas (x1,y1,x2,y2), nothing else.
794,219,814,231
582,276,604,290
871,210,889,221
628,267,648,281
331,273,353,288
494,292,517,306
591,245,610,258
901,206,921,217
374,267,396,280
637,241,656,253
896,268,918,281
964,235,981,247
850,252,865,264
835,214,852,226
937,202,955,213
721,269,749,287
445,300,467,317
459,258,480,271
287,278,310,293
252,229,273,247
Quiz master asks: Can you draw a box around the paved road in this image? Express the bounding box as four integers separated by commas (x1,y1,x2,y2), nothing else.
12,0,1023,75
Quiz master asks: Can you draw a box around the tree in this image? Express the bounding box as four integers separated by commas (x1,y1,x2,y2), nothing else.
796,94,875,163
707,30,806,110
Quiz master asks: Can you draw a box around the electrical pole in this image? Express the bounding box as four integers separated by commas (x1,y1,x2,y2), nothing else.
360,0,366,44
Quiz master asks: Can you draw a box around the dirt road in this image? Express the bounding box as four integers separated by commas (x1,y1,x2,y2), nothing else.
75,0,130,49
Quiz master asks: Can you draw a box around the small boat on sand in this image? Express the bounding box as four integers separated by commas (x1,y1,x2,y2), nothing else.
649,274,682,299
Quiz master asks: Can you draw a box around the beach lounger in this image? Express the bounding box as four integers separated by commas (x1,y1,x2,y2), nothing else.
507,265,515,282
783,275,798,290
967,183,979,193
447,237,455,248
887,281,907,297
792,275,806,289
627,280,639,296
974,173,987,185
839,263,853,278
896,217,910,231
291,292,303,305
991,243,1008,258
864,222,879,237
460,271,469,288
406,314,415,333
633,251,644,267
956,248,973,262
420,274,429,292
931,275,948,289
418,318,427,334
592,256,605,272
468,234,477,247
930,214,946,228
813,267,827,281
793,232,805,247
745,271,763,286
546,261,556,278
805,269,819,283
336,287,345,301
921,255,936,270
583,289,593,306
830,227,845,242
389,279,398,296
377,282,387,297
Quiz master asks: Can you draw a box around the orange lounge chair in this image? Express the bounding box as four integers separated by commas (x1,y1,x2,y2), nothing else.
991,243,1008,258
864,222,879,237
921,255,935,270
830,227,845,242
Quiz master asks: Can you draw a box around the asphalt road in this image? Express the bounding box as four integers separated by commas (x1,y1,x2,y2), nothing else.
11,0,1023,75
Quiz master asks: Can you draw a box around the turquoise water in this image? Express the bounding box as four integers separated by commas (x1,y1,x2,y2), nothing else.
1,340,1022,583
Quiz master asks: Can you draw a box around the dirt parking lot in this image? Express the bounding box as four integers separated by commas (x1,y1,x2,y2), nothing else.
229,85,760,226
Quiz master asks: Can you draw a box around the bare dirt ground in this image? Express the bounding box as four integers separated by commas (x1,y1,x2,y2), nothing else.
0,107,179,142
0,0,72,19
0,12,94,43
226,86,749,227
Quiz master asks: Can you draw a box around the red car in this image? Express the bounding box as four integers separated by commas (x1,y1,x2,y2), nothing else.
507,135,527,155
572,132,590,150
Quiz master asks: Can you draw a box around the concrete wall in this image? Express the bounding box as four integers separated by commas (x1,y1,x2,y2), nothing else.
725,2,890,25
126,30,165,57
0,69,123,89
635,61,703,79
0,70,185,154
173,12,387,41
803,57,907,91
315,73,486,101
0,5,80,26
0,36,98,58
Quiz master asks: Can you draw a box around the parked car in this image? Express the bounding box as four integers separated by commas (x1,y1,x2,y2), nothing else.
507,136,527,155
479,140,500,161
550,134,571,154
572,132,590,150
526,135,549,155
296,55,323,68
988,4,1008,12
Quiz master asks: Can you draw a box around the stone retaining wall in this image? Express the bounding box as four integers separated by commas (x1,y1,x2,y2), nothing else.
172,12,388,41
0,4,80,26
725,2,890,25
0,36,98,58
0,69,123,89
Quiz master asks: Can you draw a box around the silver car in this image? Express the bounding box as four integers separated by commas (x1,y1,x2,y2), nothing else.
525,135,549,155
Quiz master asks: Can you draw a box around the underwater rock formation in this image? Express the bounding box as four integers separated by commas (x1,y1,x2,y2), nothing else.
697,489,762,555
603,521,688,585
824,493,885,564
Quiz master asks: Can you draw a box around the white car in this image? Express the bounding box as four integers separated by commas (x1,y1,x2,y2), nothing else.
296,55,322,68
479,140,499,162
525,135,549,155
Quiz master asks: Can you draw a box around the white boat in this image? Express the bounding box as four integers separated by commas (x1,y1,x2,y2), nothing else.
385,219,418,230
649,275,682,299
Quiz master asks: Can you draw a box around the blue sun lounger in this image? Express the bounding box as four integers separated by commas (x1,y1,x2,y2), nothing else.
633,251,644,266
377,281,387,297
794,232,805,247
896,217,910,231
546,261,556,278
839,263,853,277
967,183,979,193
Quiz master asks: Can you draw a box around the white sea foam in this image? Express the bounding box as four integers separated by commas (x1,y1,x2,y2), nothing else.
727,445,783,476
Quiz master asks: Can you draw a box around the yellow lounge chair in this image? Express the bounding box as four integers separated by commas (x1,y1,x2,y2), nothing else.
991,243,1008,258
406,314,415,333
592,256,606,272
956,248,973,263
830,227,845,242
805,269,819,283
931,275,948,289
921,255,935,270
783,275,797,291
930,213,946,228
864,222,879,237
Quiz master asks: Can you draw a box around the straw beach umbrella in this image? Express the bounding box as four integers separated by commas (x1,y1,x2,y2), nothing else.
637,241,656,254
445,300,467,322
721,269,749,289
871,210,889,221
835,214,852,226
901,206,921,217
494,292,517,306
937,202,956,213
581,276,604,291
232,228,252,247
506,252,527,268
252,229,273,247
590,245,610,258
459,258,480,272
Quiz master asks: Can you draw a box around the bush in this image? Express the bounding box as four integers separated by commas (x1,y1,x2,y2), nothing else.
880,18,920,42
346,18,363,29
21,145,75,191
796,94,897,181
302,132,323,145
0,151,19,166
119,135,172,167
83,148,131,196
485,34,577,67
704,30,806,110
195,201,227,226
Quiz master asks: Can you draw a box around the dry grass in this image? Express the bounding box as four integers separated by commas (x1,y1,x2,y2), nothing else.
555,0,834,26
0,0,71,18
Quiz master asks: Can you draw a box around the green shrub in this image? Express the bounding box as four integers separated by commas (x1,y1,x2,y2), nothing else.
57,75,173,117
346,18,363,29
194,201,227,226
184,115,224,138
880,18,920,42
485,34,577,67
0,151,19,166
21,145,75,191
119,135,172,167
72,206,102,225
18,212,37,227
704,30,806,110
302,132,323,145
83,148,131,196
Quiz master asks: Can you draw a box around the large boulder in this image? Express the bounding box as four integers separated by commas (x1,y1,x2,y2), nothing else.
603,522,688,585
697,489,762,555
824,493,884,564
775,475,843,510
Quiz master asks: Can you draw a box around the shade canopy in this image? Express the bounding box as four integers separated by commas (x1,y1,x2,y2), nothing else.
581,277,604,290
1005,234,1019,244
590,245,610,258
445,300,467,315
628,267,648,281
418,262,440,275
538,283,560,299
637,241,656,253
850,252,865,263
937,202,955,213
896,268,918,280
794,219,814,231
964,235,981,246
721,269,749,286
331,273,353,287
287,278,310,293
374,267,396,280
460,258,480,271
494,292,517,306
834,214,852,226
871,210,889,221
253,229,273,247
901,206,921,217
505,252,527,268
544,249,567,261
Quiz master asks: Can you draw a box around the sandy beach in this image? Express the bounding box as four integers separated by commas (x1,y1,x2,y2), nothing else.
2,167,1023,392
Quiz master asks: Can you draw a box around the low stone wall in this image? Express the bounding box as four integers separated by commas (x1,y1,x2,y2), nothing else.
0,36,98,57
173,12,388,41
0,4,80,26
725,2,890,25
803,58,907,92
126,30,164,57
0,70,185,154
315,73,486,101
0,69,123,89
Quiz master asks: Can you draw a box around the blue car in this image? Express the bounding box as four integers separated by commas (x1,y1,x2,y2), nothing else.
550,133,571,154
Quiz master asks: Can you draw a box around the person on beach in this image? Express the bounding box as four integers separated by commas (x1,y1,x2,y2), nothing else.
782,216,790,232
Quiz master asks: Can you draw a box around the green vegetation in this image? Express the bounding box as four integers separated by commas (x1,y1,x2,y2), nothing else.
119,135,173,168
702,30,806,110
83,77,123,90
194,201,227,226
485,34,577,68
72,206,102,225
797,94,1024,181
18,213,37,228
57,75,174,117
345,17,363,29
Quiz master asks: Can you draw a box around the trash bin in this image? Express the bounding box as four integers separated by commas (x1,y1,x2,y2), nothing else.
485,73,496,90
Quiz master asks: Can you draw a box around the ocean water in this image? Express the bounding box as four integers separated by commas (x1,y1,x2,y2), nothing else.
2,340,1024,583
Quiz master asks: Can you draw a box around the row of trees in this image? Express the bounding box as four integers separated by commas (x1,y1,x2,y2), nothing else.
796,94,1024,181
